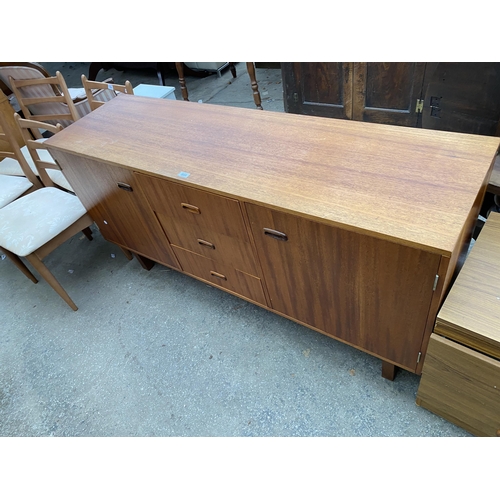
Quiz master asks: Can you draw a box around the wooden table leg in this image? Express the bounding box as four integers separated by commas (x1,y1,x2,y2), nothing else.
382,361,398,381
133,253,155,271
175,62,189,101
246,62,263,110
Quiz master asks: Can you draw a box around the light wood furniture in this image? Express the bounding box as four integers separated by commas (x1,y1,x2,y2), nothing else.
9,70,79,135
44,96,500,378
416,212,500,436
81,76,134,111
0,88,23,151
0,116,94,310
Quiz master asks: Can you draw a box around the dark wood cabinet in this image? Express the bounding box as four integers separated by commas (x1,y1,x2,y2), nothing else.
282,62,500,135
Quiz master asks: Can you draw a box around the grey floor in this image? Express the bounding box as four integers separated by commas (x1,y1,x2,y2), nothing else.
0,62,471,436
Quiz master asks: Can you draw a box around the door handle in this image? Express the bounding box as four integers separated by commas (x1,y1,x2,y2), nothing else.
181,202,201,214
210,271,227,280
264,228,288,242
198,239,215,250
117,182,133,192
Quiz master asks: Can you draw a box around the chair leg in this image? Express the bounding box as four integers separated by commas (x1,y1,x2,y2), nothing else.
1,247,38,283
25,253,78,311
82,226,93,241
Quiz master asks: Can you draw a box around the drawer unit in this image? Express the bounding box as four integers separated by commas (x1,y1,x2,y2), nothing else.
416,334,500,437
172,245,267,306
417,212,500,435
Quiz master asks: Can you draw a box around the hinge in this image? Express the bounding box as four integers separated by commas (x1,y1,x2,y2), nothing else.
432,274,439,291
415,99,424,113
417,352,422,364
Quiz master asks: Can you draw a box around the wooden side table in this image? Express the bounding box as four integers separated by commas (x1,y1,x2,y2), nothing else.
416,212,500,436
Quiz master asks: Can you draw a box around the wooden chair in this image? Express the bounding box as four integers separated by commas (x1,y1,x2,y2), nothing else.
0,123,94,310
0,108,43,207
14,114,75,192
81,75,134,111
0,62,115,126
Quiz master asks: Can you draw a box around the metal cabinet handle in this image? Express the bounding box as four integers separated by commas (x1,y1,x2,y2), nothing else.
210,271,227,280
117,182,133,192
264,228,288,241
181,203,201,214
198,239,215,249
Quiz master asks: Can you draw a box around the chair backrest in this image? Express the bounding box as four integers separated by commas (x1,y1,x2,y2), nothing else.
0,110,43,187
8,70,79,134
13,114,64,189
81,75,134,111
0,88,23,151
0,62,52,95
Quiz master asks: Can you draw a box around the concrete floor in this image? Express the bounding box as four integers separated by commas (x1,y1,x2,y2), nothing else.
0,62,471,437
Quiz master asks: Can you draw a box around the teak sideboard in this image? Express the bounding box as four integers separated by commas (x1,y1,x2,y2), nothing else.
45,95,500,379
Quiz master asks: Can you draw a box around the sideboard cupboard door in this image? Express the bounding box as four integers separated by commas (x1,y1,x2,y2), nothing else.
245,203,442,371
48,151,179,269
352,62,426,127
282,62,353,119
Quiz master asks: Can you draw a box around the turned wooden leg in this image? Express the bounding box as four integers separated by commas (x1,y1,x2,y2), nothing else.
382,361,398,381
82,227,93,241
119,246,133,260
175,62,189,101
1,247,38,283
133,253,155,271
25,253,78,310
246,62,263,110
229,62,237,78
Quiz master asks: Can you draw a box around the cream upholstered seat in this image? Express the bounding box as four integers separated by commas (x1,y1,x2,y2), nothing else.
0,187,86,256
0,174,33,209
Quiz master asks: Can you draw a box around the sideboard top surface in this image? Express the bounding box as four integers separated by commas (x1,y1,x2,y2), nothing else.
46,95,500,254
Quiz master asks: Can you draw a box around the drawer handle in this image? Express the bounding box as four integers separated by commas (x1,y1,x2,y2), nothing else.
198,239,215,250
210,271,227,280
181,203,201,214
264,228,288,242
117,182,133,192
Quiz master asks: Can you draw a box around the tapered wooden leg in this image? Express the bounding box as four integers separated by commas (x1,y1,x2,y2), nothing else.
246,62,263,110
229,62,237,78
1,247,38,283
82,227,93,241
25,253,78,310
119,246,133,260
133,253,155,271
382,361,397,381
175,62,189,101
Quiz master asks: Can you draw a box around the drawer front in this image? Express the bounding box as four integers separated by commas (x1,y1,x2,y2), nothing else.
417,333,500,437
172,245,267,306
155,214,258,275
135,172,249,241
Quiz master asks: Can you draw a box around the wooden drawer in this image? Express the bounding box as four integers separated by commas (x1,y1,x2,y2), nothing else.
135,172,249,241
172,245,267,306
416,333,500,437
154,215,258,275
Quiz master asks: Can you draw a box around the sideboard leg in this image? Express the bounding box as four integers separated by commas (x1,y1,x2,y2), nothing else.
119,246,133,260
133,253,155,271
382,361,398,381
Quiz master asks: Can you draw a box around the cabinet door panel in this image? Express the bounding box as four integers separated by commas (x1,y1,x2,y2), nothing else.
282,62,353,118
49,151,179,268
246,203,441,370
353,62,426,126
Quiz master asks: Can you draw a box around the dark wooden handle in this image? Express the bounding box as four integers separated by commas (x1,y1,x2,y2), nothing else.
198,239,215,249
264,228,288,241
210,271,227,280
117,182,133,192
181,202,201,214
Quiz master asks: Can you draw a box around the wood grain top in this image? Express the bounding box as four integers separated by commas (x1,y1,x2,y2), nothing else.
45,95,500,254
435,211,500,358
